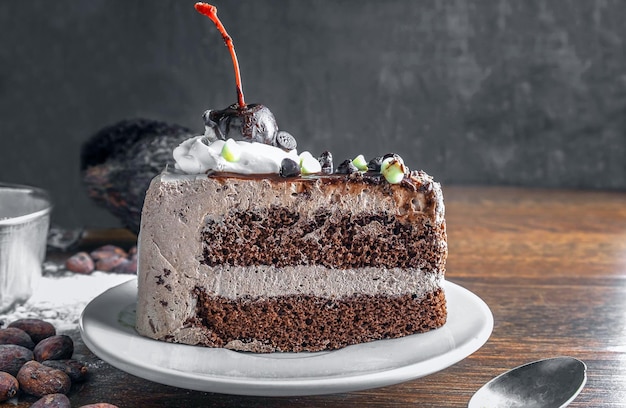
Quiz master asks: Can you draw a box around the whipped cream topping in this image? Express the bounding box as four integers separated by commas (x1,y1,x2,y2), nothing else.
174,134,301,175
172,114,404,182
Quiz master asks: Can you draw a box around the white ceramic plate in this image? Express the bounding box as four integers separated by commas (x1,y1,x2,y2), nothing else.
80,279,492,396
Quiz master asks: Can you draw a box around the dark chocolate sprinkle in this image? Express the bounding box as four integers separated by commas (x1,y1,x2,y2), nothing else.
280,158,301,177
276,130,297,151
367,156,383,172
318,151,333,174
335,159,359,174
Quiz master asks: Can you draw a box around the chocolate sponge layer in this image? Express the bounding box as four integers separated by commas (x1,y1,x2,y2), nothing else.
188,288,447,352
201,207,447,270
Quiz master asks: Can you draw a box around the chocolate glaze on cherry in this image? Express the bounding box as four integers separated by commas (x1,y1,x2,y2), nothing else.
203,104,278,145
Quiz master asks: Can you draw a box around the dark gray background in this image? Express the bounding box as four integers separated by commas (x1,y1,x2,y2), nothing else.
1,1,625,229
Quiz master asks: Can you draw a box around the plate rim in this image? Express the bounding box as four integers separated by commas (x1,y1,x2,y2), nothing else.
80,278,493,396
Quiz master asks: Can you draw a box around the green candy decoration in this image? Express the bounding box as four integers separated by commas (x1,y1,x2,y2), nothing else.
300,151,322,174
381,155,406,184
352,154,368,171
221,138,242,162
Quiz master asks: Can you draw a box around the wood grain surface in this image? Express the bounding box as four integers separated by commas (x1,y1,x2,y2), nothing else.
3,186,625,407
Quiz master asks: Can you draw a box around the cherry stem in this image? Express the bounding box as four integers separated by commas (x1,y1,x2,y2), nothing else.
195,2,246,109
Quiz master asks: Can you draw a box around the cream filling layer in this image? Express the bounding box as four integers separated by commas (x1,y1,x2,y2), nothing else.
198,265,443,300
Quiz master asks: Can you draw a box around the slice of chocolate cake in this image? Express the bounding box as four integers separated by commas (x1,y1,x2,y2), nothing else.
136,167,447,352
135,3,447,352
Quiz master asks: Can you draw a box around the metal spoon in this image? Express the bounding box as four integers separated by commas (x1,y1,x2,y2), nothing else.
468,357,587,408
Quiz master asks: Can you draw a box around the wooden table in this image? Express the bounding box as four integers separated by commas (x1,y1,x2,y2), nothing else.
7,186,626,407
